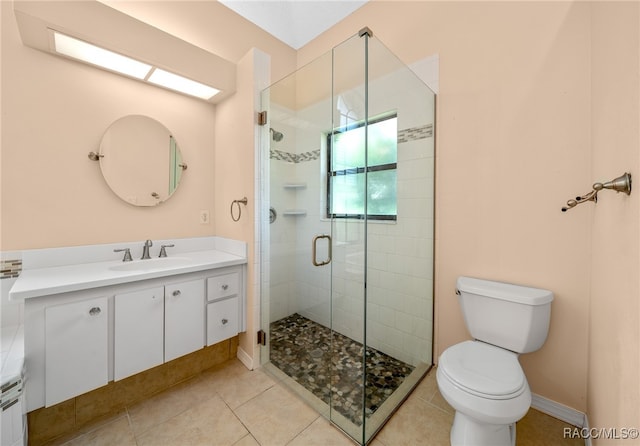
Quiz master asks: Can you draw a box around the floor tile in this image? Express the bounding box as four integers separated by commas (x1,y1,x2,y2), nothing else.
193,360,277,410
234,384,319,445
411,368,439,403
375,394,453,446
288,417,355,446
61,415,136,446
136,395,248,446
40,358,587,446
232,434,260,446
517,408,584,446
128,377,206,436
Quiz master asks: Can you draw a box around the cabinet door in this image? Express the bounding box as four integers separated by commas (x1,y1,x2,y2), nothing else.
45,296,108,407
114,286,164,381
165,279,205,362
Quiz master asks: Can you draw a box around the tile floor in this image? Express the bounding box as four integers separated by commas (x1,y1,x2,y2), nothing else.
46,358,584,446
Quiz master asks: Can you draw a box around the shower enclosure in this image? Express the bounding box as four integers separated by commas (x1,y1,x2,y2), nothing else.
259,28,435,445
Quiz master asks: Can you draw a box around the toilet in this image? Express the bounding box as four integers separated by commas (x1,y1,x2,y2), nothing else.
436,276,553,446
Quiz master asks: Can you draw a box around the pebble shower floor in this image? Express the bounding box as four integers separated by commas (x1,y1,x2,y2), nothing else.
269,313,414,426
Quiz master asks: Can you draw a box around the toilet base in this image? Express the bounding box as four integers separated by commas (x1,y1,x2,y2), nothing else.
450,411,515,446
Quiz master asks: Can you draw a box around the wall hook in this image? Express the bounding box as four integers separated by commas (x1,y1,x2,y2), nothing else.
88,151,103,161
561,172,631,212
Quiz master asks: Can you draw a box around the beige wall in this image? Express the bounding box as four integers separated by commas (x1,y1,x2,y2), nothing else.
213,48,267,365
0,1,295,251
589,2,640,439
1,0,217,249
299,0,594,413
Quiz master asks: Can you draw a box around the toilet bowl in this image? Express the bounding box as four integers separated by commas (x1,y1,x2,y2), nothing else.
437,277,553,446
437,341,531,445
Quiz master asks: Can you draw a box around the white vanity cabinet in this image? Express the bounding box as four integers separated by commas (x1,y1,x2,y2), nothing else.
44,296,109,407
114,286,164,381
17,253,246,412
114,279,205,380
206,270,241,346
164,279,205,362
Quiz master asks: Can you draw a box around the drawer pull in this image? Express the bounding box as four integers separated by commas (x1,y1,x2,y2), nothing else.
172,290,181,297
221,318,228,325
221,284,229,291
89,307,101,316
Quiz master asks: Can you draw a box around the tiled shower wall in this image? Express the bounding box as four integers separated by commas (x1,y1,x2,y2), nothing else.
267,61,435,367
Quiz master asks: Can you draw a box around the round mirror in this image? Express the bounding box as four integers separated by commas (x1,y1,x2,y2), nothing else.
98,115,186,206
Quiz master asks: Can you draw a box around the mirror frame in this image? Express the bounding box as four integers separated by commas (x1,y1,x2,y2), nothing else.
96,115,186,206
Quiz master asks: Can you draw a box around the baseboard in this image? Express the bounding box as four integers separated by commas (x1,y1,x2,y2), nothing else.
531,393,587,428
236,346,255,370
582,414,592,446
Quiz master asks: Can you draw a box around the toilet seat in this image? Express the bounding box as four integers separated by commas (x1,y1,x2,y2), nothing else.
439,341,526,400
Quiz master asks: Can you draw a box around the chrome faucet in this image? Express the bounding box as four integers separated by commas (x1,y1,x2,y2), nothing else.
141,240,153,259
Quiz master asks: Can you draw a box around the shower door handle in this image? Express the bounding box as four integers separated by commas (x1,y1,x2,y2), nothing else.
312,234,332,266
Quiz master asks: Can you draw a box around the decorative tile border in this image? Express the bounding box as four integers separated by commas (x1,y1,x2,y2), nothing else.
398,123,433,143
1,260,22,279
270,149,321,163
270,124,433,164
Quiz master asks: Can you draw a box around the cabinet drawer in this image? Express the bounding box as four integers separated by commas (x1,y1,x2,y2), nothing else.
207,296,239,346
207,272,239,302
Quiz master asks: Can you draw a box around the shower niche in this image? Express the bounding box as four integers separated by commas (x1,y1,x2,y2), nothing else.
260,28,435,445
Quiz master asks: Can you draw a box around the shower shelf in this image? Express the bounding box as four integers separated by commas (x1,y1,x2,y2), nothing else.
282,210,307,216
283,183,307,189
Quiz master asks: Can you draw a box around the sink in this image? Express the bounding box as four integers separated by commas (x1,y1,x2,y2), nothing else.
109,257,193,272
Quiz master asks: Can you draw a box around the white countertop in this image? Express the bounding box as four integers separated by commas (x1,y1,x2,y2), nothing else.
9,249,246,301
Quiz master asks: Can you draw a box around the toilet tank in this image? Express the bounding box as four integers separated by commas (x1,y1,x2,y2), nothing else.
456,276,553,353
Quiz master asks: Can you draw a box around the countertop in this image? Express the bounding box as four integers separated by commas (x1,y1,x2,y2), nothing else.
9,249,246,301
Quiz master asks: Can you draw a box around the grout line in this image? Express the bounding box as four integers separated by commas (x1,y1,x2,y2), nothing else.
283,415,321,446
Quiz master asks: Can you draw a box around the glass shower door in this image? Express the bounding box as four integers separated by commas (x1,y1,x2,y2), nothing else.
260,29,435,445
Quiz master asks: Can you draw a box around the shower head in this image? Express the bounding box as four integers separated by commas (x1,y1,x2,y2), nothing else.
270,128,284,142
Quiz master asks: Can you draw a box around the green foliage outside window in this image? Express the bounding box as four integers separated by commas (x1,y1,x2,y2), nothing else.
328,115,397,220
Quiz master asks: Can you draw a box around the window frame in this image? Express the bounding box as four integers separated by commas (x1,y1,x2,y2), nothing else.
326,113,398,221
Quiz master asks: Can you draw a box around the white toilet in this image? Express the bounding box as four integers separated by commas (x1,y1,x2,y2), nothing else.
436,276,553,446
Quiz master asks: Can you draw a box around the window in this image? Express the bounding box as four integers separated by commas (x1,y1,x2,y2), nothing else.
327,114,397,220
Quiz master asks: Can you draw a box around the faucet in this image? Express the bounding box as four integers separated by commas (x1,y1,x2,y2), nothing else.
141,240,153,260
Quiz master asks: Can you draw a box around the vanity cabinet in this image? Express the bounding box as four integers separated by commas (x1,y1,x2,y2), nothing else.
20,263,245,412
114,279,205,380
206,271,240,346
44,296,109,407
164,279,205,362
114,286,164,381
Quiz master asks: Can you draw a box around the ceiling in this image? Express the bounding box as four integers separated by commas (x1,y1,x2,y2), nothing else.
218,0,369,49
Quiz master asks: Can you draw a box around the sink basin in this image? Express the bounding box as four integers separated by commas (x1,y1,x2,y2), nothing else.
109,257,193,272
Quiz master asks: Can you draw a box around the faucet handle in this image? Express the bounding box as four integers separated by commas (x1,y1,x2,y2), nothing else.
159,244,175,258
114,248,133,262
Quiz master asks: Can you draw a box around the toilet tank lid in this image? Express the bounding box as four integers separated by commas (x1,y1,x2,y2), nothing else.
457,276,553,306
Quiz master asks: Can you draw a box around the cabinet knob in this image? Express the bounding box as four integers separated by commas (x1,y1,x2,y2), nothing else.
172,290,181,297
89,307,101,316
221,284,229,291
221,318,228,325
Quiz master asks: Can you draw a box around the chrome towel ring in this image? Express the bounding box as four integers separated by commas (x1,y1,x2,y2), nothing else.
231,197,248,222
